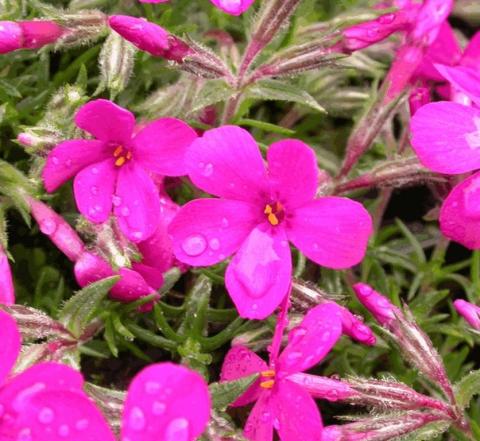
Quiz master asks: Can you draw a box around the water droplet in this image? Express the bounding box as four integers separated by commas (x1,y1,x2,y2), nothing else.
221,217,229,227
202,163,214,177
321,331,331,342
58,424,70,437
286,351,302,364
251,303,258,311
38,407,54,424
16,428,32,441
75,419,89,431
327,389,339,401
65,159,72,167
13,383,46,412
165,418,190,441
182,234,207,256
133,199,140,207
289,326,307,344
273,418,281,430
132,231,143,240
112,195,122,207
91,186,99,195
39,219,56,235
209,238,220,250
51,156,59,165
145,381,161,395
152,401,166,415
91,167,99,175
121,206,130,216
313,243,319,251
0,403,4,417
128,406,145,431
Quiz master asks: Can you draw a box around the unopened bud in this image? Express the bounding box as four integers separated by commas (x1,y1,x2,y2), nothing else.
454,299,480,330
353,283,398,325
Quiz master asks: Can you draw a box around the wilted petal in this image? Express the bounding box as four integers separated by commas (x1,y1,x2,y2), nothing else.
220,345,267,406
0,310,20,385
169,198,259,267
278,303,342,375
114,162,161,242
186,126,268,202
287,197,372,269
74,99,135,144
410,101,480,174
133,118,197,176
42,140,111,192
226,226,292,320
122,362,210,441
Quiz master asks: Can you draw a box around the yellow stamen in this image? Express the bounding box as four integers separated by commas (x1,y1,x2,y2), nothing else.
115,156,126,167
261,370,275,378
268,213,279,226
260,380,275,389
264,205,273,215
113,146,123,157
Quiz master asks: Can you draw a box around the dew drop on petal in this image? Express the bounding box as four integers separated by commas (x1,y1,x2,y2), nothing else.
39,219,56,235
112,195,122,207
152,401,166,415
128,406,145,431
38,407,54,424
202,163,214,177
58,424,70,437
209,238,220,250
91,186,99,195
221,217,229,228
289,326,306,344
51,156,59,165
16,428,32,441
65,159,72,167
165,418,190,441
91,167,99,175
75,419,89,431
145,381,161,395
121,206,130,217
182,234,207,256
0,403,4,417
132,231,143,240
286,351,302,364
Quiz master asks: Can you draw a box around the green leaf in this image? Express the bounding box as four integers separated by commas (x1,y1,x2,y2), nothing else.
189,79,234,115
246,79,326,113
59,276,120,338
454,369,480,409
209,373,259,411
0,79,22,98
237,118,295,136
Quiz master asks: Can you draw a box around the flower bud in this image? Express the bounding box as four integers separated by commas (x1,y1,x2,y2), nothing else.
0,21,22,53
353,282,398,325
288,373,357,401
454,299,480,330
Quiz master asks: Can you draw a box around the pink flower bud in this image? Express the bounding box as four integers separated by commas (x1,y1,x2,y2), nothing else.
0,247,15,305
338,305,376,346
454,299,480,330
409,86,430,115
108,15,192,62
28,198,85,262
353,282,398,325
74,252,114,288
19,20,64,49
0,21,22,54
288,373,357,401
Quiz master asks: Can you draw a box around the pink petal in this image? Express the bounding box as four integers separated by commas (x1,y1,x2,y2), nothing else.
73,158,117,223
287,197,372,269
278,303,342,375
273,380,323,441
74,252,115,288
0,362,84,416
13,389,115,441
0,310,20,385
338,306,376,346
462,31,480,69
186,126,268,202
220,345,267,407
74,99,135,144
0,21,22,53
435,64,480,105
169,198,259,267
209,0,256,15
266,140,318,209
19,21,64,49
121,362,211,441
352,283,398,326
225,226,292,319
287,373,356,401
454,299,480,330
110,267,157,302
137,221,176,274
114,162,161,242
42,140,111,192
133,118,198,176
243,391,274,441
439,172,480,249
131,263,164,290
0,249,15,305
410,101,480,174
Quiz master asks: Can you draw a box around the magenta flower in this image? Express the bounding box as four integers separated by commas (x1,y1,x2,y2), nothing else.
0,245,14,305
410,102,480,248
454,299,480,330
0,20,64,54
121,362,211,441
137,0,255,15
42,99,197,243
169,126,372,319
0,309,115,441
220,303,346,441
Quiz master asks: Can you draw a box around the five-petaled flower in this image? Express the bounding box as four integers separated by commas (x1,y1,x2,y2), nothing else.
42,99,197,243
169,126,372,319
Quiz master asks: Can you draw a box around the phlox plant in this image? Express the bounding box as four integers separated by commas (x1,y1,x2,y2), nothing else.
1,1,480,441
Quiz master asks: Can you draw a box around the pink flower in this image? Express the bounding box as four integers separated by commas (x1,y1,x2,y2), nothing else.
220,303,346,441
42,99,197,243
108,16,192,62
410,101,480,248
0,309,115,441
121,362,211,441
0,20,64,54
137,0,255,15
169,126,372,319
0,245,14,305
454,299,480,330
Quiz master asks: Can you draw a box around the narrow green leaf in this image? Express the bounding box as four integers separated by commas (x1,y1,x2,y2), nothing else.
209,373,259,411
189,79,234,115
455,369,480,409
238,118,295,136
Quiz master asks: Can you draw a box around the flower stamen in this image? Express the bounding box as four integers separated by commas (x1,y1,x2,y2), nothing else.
260,369,275,389
264,202,284,226
113,146,132,167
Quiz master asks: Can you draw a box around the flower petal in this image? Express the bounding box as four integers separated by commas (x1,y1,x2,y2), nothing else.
267,140,318,209
73,158,116,223
170,198,258,266
74,99,135,143
110,267,156,302
137,220,176,274
287,197,372,269
410,101,480,174
131,263,164,290
186,126,268,202
42,140,111,192
462,31,480,69
14,389,115,441
220,345,268,407
278,303,342,375
273,380,323,441
114,162,161,242
121,362,211,441
225,226,292,319
210,0,255,15
0,250,15,305
243,391,274,441
0,310,20,385
133,118,198,176
74,252,115,288
439,171,480,249
435,64,480,105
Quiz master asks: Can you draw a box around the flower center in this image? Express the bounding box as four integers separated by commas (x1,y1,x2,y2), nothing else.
113,145,132,167
264,202,285,226
260,369,275,389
